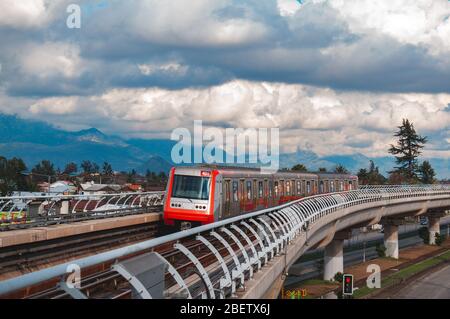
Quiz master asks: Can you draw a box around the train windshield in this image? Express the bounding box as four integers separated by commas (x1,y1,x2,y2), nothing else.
171,175,210,200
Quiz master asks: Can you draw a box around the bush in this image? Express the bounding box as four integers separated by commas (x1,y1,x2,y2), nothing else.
435,232,444,246
376,243,386,257
334,272,343,283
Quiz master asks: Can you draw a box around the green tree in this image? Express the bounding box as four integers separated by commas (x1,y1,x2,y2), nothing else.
63,162,78,175
357,168,369,184
0,156,30,195
358,161,386,185
32,160,56,181
388,119,427,183
81,160,94,174
102,162,113,176
376,244,386,257
318,167,327,172
291,164,308,172
334,164,349,174
418,161,436,184
127,169,137,183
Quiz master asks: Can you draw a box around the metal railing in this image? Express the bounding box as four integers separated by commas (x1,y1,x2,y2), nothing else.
0,191,165,229
0,185,449,298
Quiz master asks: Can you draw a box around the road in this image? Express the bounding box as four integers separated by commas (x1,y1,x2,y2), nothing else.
393,263,450,299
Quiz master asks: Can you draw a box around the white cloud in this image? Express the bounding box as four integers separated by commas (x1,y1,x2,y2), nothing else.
329,0,450,55
11,80,449,158
130,0,270,47
277,0,302,16
19,42,83,79
0,0,61,29
29,96,78,115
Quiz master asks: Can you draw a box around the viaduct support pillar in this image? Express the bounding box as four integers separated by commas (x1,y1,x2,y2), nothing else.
427,211,446,245
381,218,404,259
323,231,351,281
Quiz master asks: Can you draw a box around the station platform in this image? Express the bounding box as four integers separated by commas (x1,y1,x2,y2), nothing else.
0,213,161,248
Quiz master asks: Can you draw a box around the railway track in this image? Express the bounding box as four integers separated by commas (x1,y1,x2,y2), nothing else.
0,222,162,283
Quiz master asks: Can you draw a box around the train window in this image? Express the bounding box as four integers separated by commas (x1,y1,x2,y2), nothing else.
232,181,238,202
280,180,285,196
286,181,291,195
319,181,324,193
349,180,353,190
297,181,301,195
258,181,263,198
330,181,335,192
246,181,252,200
340,181,344,191
306,181,311,194
172,175,210,200
274,181,279,197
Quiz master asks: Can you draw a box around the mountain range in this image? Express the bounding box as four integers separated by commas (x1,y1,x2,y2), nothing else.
0,114,448,178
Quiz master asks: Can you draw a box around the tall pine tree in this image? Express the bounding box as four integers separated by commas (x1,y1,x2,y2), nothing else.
388,119,427,182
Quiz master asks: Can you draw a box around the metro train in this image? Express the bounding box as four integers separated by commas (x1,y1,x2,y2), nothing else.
163,166,358,230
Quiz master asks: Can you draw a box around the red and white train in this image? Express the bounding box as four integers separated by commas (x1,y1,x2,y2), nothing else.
163,166,358,229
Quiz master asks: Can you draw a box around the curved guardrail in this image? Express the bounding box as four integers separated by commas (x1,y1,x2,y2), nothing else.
0,185,449,298
0,191,165,229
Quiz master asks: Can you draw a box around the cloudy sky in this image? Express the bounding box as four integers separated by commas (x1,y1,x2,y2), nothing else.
0,0,449,158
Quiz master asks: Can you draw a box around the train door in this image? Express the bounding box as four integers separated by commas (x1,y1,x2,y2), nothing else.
239,179,245,211
274,180,280,204
253,180,258,209
231,180,239,216
264,179,268,207
269,180,274,206
319,181,324,193
246,180,253,211
223,179,231,218
213,174,223,222
257,180,264,209
291,180,296,199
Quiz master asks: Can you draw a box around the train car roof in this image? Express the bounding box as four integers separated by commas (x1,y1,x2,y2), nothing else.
315,172,358,179
172,165,318,178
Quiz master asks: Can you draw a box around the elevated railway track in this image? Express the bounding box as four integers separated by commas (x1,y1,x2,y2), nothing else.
0,191,165,231
1,185,449,299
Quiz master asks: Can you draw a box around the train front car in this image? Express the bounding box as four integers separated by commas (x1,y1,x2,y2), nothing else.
163,167,218,230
